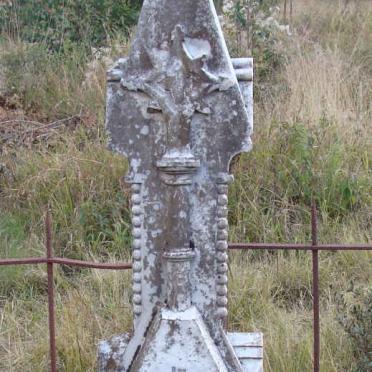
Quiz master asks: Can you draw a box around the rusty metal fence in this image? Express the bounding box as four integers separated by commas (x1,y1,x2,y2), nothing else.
0,206,371,372
230,204,372,372
0,212,132,372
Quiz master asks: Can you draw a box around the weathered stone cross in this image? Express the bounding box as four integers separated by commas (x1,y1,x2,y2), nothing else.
98,0,262,370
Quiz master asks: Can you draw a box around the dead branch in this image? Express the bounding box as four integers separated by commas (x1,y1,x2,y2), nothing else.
0,115,80,144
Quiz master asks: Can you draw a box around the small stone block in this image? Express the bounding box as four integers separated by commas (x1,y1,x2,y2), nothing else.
97,333,130,372
228,332,264,372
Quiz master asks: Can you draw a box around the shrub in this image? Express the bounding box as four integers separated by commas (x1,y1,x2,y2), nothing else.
0,40,89,117
222,0,286,82
0,0,142,50
336,284,372,371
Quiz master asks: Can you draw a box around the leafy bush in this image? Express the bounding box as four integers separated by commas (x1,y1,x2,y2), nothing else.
276,119,364,217
222,0,285,81
336,284,372,371
0,0,142,50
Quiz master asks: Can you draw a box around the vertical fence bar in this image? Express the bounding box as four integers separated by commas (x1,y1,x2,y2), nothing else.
311,203,320,372
46,211,57,372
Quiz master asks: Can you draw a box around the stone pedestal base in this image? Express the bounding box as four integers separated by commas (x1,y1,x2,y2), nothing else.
98,322,263,372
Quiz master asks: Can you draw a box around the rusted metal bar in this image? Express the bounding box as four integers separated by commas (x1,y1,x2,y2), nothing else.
311,203,320,372
46,210,57,372
0,257,133,269
1,246,370,268
1,246,370,266
0,258,52,266
228,243,372,251
52,258,132,270
309,244,372,251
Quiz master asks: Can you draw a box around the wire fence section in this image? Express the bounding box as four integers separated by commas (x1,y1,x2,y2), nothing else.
230,204,371,372
0,211,132,372
0,205,371,372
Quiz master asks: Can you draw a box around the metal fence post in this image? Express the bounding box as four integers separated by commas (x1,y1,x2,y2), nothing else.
311,203,320,372
46,211,57,372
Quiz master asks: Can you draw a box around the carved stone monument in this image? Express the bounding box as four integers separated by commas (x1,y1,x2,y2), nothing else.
98,0,262,370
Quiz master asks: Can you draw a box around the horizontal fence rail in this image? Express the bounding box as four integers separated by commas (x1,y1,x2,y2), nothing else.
0,206,371,372
229,243,372,251
0,257,133,269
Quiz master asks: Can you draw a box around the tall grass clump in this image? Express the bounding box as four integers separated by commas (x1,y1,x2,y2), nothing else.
0,36,131,120
226,1,371,370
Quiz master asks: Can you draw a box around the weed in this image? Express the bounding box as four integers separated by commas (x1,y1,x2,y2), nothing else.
336,284,372,371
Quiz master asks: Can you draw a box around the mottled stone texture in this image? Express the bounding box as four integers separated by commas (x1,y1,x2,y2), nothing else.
99,0,257,370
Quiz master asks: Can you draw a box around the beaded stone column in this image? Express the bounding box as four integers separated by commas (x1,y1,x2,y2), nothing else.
130,181,144,324
216,173,234,326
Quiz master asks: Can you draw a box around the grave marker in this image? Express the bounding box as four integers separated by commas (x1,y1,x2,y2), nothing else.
98,0,261,370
